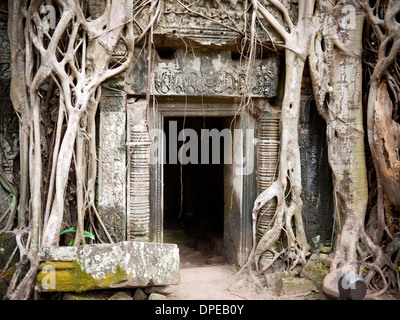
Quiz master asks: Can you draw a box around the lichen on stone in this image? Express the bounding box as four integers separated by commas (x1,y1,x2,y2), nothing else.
36,261,127,293
36,241,180,292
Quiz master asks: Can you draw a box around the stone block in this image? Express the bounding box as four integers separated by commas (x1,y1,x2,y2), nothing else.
133,288,148,300
148,293,167,300
109,291,133,300
36,241,180,292
264,270,295,288
145,285,175,296
300,255,331,288
274,277,318,297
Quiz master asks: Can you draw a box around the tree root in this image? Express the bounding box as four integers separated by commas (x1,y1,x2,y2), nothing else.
3,227,34,300
364,263,389,299
235,1,313,289
5,256,40,300
259,248,286,274
323,229,399,299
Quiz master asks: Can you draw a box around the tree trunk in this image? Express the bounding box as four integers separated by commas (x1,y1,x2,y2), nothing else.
42,111,81,247
308,0,368,297
245,1,315,274
371,82,400,210
254,49,308,266
8,0,29,228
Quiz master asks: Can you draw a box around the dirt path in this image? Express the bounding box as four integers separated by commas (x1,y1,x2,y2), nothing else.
168,263,318,300
168,264,400,301
165,229,315,300
169,264,244,300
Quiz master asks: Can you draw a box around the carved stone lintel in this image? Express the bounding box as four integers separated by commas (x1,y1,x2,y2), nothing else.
125,49,279,98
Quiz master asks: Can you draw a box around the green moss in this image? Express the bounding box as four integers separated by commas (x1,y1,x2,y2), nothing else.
0,232,17,258
36,261,127,293
300,256,331,290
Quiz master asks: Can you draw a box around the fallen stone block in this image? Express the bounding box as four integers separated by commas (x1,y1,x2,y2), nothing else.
36,241,180,292
274,277,318,296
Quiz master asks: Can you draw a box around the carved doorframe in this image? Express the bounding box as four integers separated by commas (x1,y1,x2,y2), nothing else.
147,98,257,267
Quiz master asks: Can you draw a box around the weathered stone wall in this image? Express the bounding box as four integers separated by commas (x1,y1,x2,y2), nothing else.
153,0,247,47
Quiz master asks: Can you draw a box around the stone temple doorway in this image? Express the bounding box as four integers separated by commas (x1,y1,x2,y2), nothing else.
120,48,277,267
146,98,257,267
163,116,231,266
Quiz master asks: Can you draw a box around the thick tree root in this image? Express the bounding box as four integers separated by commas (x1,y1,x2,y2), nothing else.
323,229,398,298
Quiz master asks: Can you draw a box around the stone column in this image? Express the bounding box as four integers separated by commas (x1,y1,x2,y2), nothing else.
256,103,281,266
97,89,127,242
257,103,280,242
126,99,151,241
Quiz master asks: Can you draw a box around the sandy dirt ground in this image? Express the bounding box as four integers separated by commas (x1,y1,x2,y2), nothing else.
165,234,322,301
169,264,302,300
164,230,399,301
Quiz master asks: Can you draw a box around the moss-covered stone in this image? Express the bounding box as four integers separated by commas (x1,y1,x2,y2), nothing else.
36,261,127,292
320,244,332,254
264,270,296,288
37,241,180,293
300,254,331,289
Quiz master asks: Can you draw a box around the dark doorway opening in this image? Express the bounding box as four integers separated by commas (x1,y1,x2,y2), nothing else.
163,117,231,266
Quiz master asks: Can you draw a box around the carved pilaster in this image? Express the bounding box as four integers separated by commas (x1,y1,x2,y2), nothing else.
97,89,127,242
